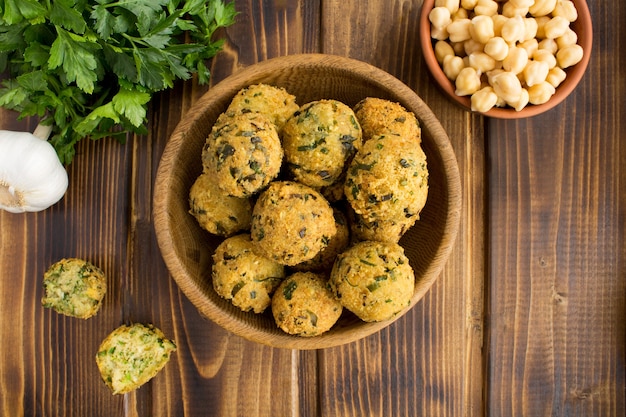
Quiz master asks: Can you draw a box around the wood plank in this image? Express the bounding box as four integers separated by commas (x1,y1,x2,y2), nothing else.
0,128,132,416
486,2,626,415
320,1,487,416
0,1,322,416
120,1,323,416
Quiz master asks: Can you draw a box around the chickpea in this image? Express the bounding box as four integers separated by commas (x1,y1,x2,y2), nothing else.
491,71,523,104
431,26,450,41
464,39,485,56
470,15,495,44
546,66,567,88
452,41,466,56
556,28,578,49
471,86,499,112
508,0,534,8
484,36,510,61
474,0,499,16
453,8,469,20
502,46,529,74
522,17,538,41
528,81,556,104
543,16,570,39
538,38,559,54
534,15,551,38
435,40,456,64
429,6,452,30
435,0,460,15
455,66,482,96
509,88,530,111
447,19,472,43
501,15,525,43
469,52,497,73
529,0,557,17
428,0,582,111
533,48,557,69
461,0,478,9
443,55,466,80
502,2,528,18
523,60,550,87
491,14,508,37
556,44,584,68
486,69,504,85
553,0,578,22
518,38,539,58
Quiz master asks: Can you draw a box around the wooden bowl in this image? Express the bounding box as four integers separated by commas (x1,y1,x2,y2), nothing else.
419,0,593,118
153,54,461,349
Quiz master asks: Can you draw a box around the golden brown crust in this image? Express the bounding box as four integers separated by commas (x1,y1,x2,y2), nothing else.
95,323,176,395
250,181,337,266
344,134,428,223
212,234,286,313
282,100,362,188
202,112,283,198
291,207,350,272
329,241,415,322
188,172,253,237
41,258,107,319
272,272,342,337
353,97,421,143
224,83,299,131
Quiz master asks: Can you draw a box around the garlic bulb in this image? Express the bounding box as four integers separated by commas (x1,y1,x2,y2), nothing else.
0,129,68,213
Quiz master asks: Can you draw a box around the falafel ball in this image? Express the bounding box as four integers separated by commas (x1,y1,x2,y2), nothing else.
212,234,286,313
348,207,417,244
272,272,343,337
353,97,421,143
41,258,107,319
189,172,253,237
95,323,176,395
282,100,362,188
202,112,283,198
329,240,415,322
344,134,428,223
224,84,299,131
250,181,337,266
292,207,350,272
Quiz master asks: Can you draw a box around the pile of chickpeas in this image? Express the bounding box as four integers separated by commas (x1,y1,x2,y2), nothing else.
428,0,584,112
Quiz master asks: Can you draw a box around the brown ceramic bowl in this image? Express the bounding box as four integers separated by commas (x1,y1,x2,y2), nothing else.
419,0,592,118
153,54,461,349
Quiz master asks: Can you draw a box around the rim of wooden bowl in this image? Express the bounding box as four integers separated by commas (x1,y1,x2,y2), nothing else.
419,0,593,119
153,53,462,349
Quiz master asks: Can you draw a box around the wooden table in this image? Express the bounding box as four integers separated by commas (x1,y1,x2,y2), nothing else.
1,1,624,416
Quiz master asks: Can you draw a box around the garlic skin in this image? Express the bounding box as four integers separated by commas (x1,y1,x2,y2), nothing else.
0,130,68,213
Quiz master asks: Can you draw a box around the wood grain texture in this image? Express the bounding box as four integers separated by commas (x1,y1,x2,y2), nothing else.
486,2,626,416
116,2,324,416
320,1,486,416
0,0,624,416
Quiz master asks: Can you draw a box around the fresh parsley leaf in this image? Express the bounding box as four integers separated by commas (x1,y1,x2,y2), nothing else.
112,88,150,127
0,80,27,109
16,0,47,23
16,70,47,92
114,0,170,24
2,0,47,25
74,102,121,136
0,0,238,164
24,44,50,67
50,0,87,34
1,0,23,25
90,5,115,39
49,28,100,94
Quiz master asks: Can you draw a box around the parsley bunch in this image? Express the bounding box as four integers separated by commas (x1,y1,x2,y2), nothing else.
0,0,237,164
